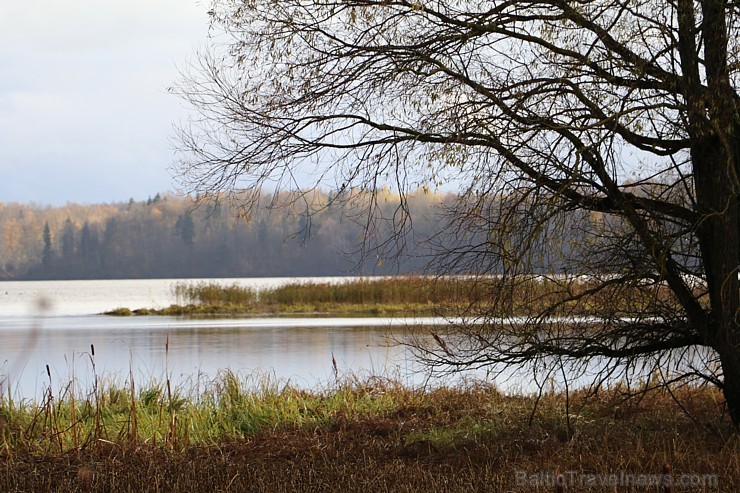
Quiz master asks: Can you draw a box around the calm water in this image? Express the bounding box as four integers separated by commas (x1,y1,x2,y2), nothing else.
0,278,459,400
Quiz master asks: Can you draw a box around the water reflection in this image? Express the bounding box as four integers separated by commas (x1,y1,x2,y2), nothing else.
0,277,459,400
0,278,607,401
1,316,429,400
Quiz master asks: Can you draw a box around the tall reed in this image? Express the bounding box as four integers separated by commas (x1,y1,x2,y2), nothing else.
174,276,487,312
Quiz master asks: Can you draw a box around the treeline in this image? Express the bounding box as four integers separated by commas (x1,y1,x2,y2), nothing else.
0,190,448,280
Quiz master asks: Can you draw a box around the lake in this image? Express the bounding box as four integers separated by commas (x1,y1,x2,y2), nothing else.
0,278,471,400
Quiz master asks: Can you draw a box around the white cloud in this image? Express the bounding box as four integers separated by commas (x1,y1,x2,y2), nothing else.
0,1,206,52
0,0,210,204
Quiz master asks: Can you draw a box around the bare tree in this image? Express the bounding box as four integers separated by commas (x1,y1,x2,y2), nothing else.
173,0,740,423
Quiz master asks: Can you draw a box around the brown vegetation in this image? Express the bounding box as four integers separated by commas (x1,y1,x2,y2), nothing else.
106,275,695,319
1,377,736,492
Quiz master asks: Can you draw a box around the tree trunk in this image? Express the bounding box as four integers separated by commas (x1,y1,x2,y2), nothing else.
718,336,740,426
691,115,740,426
686,0,739,417
692,128,740,425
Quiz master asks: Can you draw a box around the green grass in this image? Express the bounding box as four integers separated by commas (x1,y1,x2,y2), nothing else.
0,371,403,453
1,372,736,492
1,367,737,492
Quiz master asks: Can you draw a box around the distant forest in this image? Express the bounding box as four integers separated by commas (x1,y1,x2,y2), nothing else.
0,190,450,280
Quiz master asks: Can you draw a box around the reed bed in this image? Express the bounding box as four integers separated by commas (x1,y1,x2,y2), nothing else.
129,277,486,316
1,368,737,492
174,282,258,306
107,275,689,318
258,277,478,305
184,276,480,306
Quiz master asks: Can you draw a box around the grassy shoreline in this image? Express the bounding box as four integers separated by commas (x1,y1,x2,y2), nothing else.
103,275,676,318
25,277,736,490
104,301,451,317
1,373,736,491
105,277,475,317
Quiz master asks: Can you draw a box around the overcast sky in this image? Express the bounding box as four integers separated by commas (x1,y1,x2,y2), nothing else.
0,1,211,205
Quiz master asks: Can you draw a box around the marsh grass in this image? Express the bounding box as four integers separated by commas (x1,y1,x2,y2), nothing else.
1,367,737,492
167,277,477,316
106,275,689,318
174,282,258,306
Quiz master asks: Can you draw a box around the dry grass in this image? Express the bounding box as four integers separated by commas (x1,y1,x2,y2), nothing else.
0,373,737,492
105,275,692,319
110,277,484,316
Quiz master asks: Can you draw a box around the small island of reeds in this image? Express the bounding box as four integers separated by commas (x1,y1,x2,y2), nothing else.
105,276,481,317
103,275,681,318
